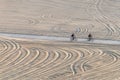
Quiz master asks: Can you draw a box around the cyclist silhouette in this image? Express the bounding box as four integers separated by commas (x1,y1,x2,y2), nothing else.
88,33,92,41
71,33,76,41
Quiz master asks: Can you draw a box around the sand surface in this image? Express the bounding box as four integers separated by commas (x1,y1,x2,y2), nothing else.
0,38,120,80
0,0,120,80
0,0,120,40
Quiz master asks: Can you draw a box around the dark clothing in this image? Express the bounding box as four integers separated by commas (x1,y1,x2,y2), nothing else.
88,34,92,41
71,33,75,41
88,34,92,38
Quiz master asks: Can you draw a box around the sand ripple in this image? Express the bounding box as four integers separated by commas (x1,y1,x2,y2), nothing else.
0,39,119,80
0,0,120,40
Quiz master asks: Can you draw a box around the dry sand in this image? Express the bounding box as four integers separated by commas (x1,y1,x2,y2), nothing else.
0,38,120,80
0,0,120,39
0,0,120,80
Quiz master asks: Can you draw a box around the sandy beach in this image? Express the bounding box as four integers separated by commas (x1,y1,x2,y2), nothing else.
0,0,120,80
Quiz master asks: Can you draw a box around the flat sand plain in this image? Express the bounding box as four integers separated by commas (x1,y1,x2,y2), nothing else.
0,0,120,80
0,0,120,39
